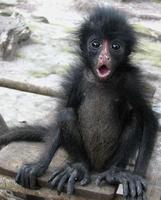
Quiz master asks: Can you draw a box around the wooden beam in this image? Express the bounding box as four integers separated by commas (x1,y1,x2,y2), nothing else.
0,142,115,200
0,78,66,99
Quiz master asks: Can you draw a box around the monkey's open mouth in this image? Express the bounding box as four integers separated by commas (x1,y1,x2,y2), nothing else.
96,65,111,79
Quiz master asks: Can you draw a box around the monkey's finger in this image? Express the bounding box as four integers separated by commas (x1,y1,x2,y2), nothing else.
57,174,69,195
105,173,115,184
67,170,78,195
122,181,129,197
24,167,31,188
96,174,106,186
20,166,27,187
15,170,21,184
80,177,90,186
137,195,143,200
48,168,64,183
135,179,143,196
136,191,147,200
29,170,37,189
129,180,136,198
80,173,90,186
137,193,147,200
140,179,147,191
50,170,67,188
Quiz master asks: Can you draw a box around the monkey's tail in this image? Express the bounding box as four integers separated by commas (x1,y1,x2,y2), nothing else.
0,126,49,145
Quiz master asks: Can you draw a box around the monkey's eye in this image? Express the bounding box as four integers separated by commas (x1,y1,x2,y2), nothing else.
111,42,121,51
91,40,101,49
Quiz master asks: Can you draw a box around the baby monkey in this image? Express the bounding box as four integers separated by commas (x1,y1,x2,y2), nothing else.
0,7,158,200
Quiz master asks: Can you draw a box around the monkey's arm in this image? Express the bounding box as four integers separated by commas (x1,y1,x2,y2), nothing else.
130,103,158,176
96,111,146,199
96,77,157,199
125,77,158,177
104,110,142,169
48,108,90,195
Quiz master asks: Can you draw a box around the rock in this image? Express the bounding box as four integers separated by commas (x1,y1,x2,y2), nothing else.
0,0,17,7
0,13,31,60
32,15,49,24
73,0,99,12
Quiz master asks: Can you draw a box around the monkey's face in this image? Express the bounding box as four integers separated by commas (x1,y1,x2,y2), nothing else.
78,7,136,81
86,35,125,81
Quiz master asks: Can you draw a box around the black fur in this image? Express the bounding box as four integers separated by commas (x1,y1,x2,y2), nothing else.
0,7,158,199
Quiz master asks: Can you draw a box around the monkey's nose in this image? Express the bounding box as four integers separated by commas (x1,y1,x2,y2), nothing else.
104,55,111,62
106,56,111,61
99,55,111,63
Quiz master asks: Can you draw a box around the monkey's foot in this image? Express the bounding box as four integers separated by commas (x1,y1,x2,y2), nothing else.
48,162,90,195
15,162,47,189
96,167,147,200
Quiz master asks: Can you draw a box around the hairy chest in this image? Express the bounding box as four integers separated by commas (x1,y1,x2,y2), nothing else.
78,84,122,170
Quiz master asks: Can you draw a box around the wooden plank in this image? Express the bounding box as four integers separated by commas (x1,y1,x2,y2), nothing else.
144,131,161,200
0,142,115,200
147,185,161,200
146,131,161,186
0,15,31,59
0,174,95,200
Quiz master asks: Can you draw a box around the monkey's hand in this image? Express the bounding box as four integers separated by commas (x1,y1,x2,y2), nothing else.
48,162,90,195
96,166,147,200
15,162,47,189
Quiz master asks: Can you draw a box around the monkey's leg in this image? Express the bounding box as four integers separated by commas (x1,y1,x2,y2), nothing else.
15,126,61,189
96,114,147,200
134,111,158,176
48,108,90,195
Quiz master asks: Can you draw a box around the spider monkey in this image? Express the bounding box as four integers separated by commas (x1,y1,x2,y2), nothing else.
0,7,158,200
